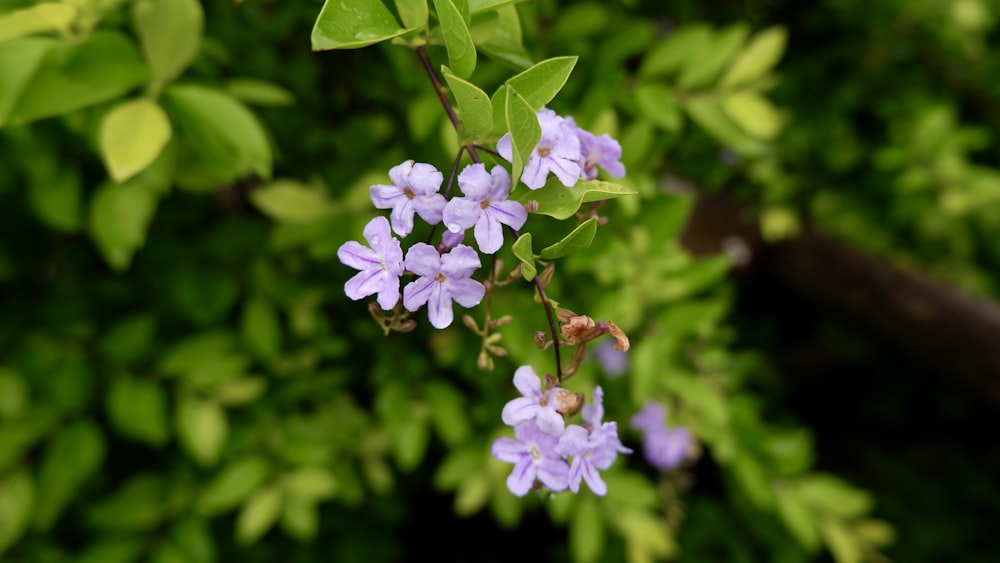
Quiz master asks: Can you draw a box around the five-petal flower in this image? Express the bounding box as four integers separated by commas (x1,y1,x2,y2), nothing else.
370,160,446,236
497,108,583,189
443,164,527,254
337,216,404,310
402,243,484,329
501,365,567,436
492,421,570,496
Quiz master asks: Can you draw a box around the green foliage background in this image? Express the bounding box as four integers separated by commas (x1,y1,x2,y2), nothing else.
1,0,998,561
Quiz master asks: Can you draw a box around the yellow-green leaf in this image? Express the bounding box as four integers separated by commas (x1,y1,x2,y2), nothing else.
722,91,783,140
720,26,787,89
100,98,173,182
434,0,477,78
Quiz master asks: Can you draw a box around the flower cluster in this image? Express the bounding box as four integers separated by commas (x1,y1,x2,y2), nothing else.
492,366,631,496
338,159,528,328
630,401,692,471
497,108,626,189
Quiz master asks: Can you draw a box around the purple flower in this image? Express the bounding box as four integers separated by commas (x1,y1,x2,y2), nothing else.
443,164,528,254
370,160,446,236
501,366,566,436
556,388,631,495
492,421,570,496
497,108,582,190
337,216,404,309
631,401,691,471
402,243,484,329
576,128,625,180
592,339,628,378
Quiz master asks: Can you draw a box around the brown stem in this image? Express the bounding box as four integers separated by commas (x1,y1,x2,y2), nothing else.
533,276,563,381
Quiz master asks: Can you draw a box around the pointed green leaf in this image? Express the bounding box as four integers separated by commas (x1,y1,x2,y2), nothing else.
425,381,471,446
0,37,54,127
492,56,577,127
165,85,272,186
0,470,35,558
88,179,160,271
101,98,173,182
539,217,597,259
311,0,409,50
720,26,787,88
280,495,318,540
106,375,169,446
394,0,428,28
776,486,821,551
442,66,493,141
197,457,272,516
249,180,333,223
504,85,539,188
722,90,783,140
0,3,77,43
132,0,203,92
677,23,749,89
683,96,768,156
514,178,635,220
468,0,528,13
28,169,82,232
511,232,536,281
433,0,476,78
236,485,282,545
638,24,712,79
176,395,227,467
634,82,682,133
240,297,281,360
225,79,295,107
7,31,149,126
34,421,105,530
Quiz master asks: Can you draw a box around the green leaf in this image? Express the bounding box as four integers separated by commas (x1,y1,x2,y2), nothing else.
101,98,173,182
798,474,873,518
0,37,54,127
311,0,410,50
176,395,228,466
197,457,272,516
492,56,577,126
511,232,536,281
760,205,801,242
468,0,528,13
722,91,783,140
425,381,471,446
442,66,493,142
282,467,338,502
433,445,482,490
639,24,712,79
633,82,682,133
570,496,605,563
240,297,281,360
0,469,34,557
87,474,169,531
476,5,530,68
504,85,539,188
34,421,105,530
280,495,318,540
88,179,160,271
0,369,28,420
433,0,476,79
775,486,821,551
454,473,490,516
100,314,158,363
236,485,282,545
225,78,295,107
677,23,749,89
28,168,82,232
106,375,170,446
132,0,203,93
394,0,428,28
720,26,787,88
617,508,676,563
0,3,76,43
514,178,635,220
683,96,768,156
76,538,145,563
6,31,149,126
165,84,273,187
212,377,268,407
539,217,597,259
249,180,334,223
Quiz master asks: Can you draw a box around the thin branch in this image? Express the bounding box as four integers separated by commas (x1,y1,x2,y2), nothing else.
416,45,459,129
533,276,563,381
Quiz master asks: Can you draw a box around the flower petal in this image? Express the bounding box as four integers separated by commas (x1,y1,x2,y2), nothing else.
580,458,607,496
491,436,527,463
440,244,481,278
507,458,535,496
414,193,446,225
337,241,379,270
344,268,382,301
556,424,589,457
535,457,569,492
488,200,527,230
442,197,481,233
407,162,444,195
457,163,492,200
447,277,485,308
370,183,405,209
375,272,400,310
388,160,414,187
496,133,513,162
501,397,538,427
426,282,453,328
404,243,442,277
402,276,434,311
512,366,541,397
474,212,504,255
535,405,565,436
388,198,416,236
